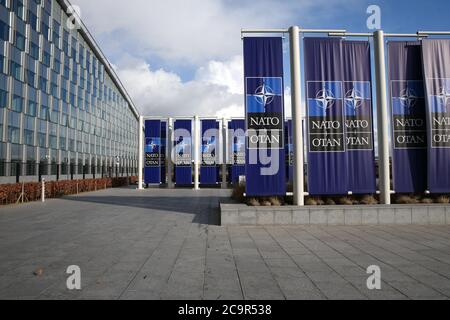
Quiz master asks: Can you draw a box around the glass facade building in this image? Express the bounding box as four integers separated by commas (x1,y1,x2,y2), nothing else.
0,0,140,184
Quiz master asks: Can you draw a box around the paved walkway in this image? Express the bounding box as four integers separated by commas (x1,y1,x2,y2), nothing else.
0,187,449,300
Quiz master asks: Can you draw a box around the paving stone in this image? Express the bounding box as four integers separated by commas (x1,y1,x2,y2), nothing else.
221,210,239,226
310,210,328,225
274,211,292,225
256,210,274,225
345,210,363,226
429,208,446,225
395,209,412,225
378,209,395,224
327,209,345,226
412,208,429,225
239,210,257,226
362,209,378,225
293,210,310,225
0,187,449,300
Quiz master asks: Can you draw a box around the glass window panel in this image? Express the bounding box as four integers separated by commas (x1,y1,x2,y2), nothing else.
8,111,21,144
10,61,22,81
15,31,25,51
13,0,25,20
23,115,34,145
0,21,9,41
0,88,7,108
12,94,23,112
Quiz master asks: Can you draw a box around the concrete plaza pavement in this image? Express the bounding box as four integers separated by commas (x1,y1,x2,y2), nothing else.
0,187,449,300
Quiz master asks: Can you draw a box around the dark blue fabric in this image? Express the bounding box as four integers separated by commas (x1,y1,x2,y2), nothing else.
200,120,219,185
144,120,161,184
388,41,427,193
229,120,246,184
422,39,450,193
243,37,286,197
174,120,193,185
342,40,376,194
304,38,376,195
160,121,167,184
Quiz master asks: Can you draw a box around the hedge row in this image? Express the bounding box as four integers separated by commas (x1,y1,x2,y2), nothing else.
0,176,137,206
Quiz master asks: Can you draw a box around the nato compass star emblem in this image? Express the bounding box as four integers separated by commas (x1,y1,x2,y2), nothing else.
345,88,364,110
315,87,336,110
253,83,276,110
438,86,450,108
149,140,158,152
399,87,418,109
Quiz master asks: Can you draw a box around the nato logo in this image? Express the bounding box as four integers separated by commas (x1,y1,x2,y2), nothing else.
400,87,419,109
316,88,336,110
429,79,450,113
246,77,283,113
344,82,371,116
202,136,216,154
145,138,160,153
307,81,342,117
175,137,191,156
392,80,424,115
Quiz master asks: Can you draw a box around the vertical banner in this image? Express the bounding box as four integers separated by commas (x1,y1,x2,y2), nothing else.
200,119,219,185
305,38,347,195
160,121,167,184
144,120,161,184
422,39,450,193
285,120,294,183
342,40,376,194
388,41,427,193
244,37,286,197
304,38,376,195
229,120,246,184
174,120,193,185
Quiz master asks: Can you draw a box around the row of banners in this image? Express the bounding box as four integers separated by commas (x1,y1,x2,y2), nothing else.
242,37,450,196
144,38,450,196
143,118,293,186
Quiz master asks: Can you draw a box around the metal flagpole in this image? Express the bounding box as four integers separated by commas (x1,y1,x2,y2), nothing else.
138,116,144,190
194,116,200,190
373,30,391,204
289,26,305,206
222,118,228,189
167,118,174,189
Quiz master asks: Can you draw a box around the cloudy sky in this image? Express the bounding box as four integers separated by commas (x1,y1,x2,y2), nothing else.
70,0,448,118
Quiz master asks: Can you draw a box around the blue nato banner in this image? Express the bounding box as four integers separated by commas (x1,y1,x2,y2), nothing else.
304,38,376,195
388,42,427,193
160,121,167,184
174,120,192,185
285,120,294,183
201,120,219,185
144,120,161,184
229,120,245,184
243,37,286,197
422,39,450,193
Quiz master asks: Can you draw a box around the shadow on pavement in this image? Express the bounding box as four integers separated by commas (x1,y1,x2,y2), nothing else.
60,189,233,226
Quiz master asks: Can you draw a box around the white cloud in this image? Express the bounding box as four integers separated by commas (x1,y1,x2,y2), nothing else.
70,0,360,117
71,0,360,64
115,55,245,117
